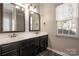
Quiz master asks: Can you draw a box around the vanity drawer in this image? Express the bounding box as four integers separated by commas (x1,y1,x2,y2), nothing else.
1,42,21,53
2,49,19,56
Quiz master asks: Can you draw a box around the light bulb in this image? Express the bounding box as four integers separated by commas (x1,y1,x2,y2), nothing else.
25,4,29,9
15,3,25,8
16,6,20,9
22,8,24,11
33,8,37,12
30,11,34,14
29,6,34,11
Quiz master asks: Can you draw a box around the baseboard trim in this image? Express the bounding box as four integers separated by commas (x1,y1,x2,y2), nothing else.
47,48,69,56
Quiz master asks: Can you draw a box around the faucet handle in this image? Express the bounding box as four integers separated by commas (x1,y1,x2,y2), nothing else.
13,33,17,37
8,33,17,38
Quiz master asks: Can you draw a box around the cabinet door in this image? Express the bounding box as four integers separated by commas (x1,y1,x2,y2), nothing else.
20,39,33,56
0,47,1,56
34,37,40,55
2,49,19,56
1,42,21,56
40,38,45,49
44,35,48,47
0,4,3,32
39,35,48,52
20,46,33,56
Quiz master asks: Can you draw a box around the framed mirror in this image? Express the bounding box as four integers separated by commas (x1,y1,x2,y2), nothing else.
29,11,40,31
0,3,25,33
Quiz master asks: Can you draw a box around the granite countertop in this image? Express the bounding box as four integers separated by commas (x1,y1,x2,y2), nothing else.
0,32,48,45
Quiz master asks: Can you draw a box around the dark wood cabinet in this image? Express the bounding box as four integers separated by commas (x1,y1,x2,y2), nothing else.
20,44,36,56
31,38,40,55
0,47,1,56
20,38,39,56
20,39,34,56
0,35,48,56
0,4,3,32
20,46,31,56
44,35,48,47
1,42,21,56
2,49,19,56
39,35,48,52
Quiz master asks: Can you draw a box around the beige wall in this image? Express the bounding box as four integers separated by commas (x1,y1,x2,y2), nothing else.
40,3,79,55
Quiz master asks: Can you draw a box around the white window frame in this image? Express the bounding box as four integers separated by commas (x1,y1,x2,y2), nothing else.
56,3,79,37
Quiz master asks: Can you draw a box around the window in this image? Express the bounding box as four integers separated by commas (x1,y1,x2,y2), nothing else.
56,3,78,36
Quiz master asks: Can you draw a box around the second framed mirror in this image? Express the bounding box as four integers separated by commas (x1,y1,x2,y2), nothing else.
29,11,40,31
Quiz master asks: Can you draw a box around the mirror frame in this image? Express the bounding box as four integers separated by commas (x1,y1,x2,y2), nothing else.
29,11,40,31
0,3,25,33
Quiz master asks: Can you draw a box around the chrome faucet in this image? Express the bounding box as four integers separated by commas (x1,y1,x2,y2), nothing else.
8,33,17,38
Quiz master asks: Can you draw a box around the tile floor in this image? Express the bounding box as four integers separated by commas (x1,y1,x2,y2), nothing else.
37,49,62,56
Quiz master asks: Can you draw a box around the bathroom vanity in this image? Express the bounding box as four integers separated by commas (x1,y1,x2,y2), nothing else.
0,34,48,56
0,3,48,56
